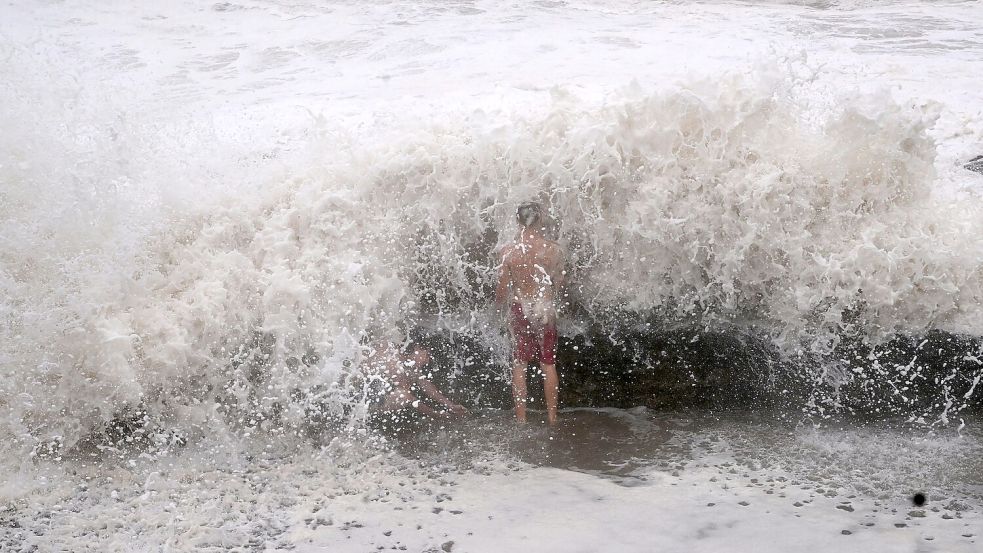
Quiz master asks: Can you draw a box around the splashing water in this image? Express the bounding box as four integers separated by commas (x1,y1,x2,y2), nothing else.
3,66,982,463
2,0,983,475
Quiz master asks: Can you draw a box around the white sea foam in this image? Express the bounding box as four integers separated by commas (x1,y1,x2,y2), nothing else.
4,409,980,552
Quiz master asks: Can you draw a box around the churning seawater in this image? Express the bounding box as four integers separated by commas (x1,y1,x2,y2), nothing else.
2,1,983,551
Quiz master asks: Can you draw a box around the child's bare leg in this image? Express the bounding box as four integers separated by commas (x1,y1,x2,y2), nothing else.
543,363,559,426
512,360,528,423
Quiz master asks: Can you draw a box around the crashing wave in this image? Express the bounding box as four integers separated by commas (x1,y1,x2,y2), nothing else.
2,71,982,466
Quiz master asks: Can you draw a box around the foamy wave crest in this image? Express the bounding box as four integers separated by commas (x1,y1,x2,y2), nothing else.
3,70,982,465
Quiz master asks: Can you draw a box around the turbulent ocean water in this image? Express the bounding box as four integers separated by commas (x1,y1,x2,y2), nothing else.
2,1,983,551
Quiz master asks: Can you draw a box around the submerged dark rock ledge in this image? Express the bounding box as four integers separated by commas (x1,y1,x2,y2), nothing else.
67,323,983,460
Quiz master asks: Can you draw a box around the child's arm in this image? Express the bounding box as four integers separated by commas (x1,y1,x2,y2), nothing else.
417,376,469,417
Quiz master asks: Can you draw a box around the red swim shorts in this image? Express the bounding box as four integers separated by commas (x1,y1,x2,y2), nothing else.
509,302,557,365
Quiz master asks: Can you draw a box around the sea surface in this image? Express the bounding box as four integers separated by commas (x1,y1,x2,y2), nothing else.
2,1,983,551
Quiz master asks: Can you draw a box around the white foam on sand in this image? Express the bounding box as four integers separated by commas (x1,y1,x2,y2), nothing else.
3,410,980,552
294,464,979,553
288,412,983,553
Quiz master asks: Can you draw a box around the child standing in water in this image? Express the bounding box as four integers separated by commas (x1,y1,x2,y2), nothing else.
495,202,566,425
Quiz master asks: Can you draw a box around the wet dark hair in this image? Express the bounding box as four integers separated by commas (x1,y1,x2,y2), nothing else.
516,202,542,227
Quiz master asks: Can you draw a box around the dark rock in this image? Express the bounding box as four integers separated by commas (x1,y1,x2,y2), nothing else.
965,155,983,174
